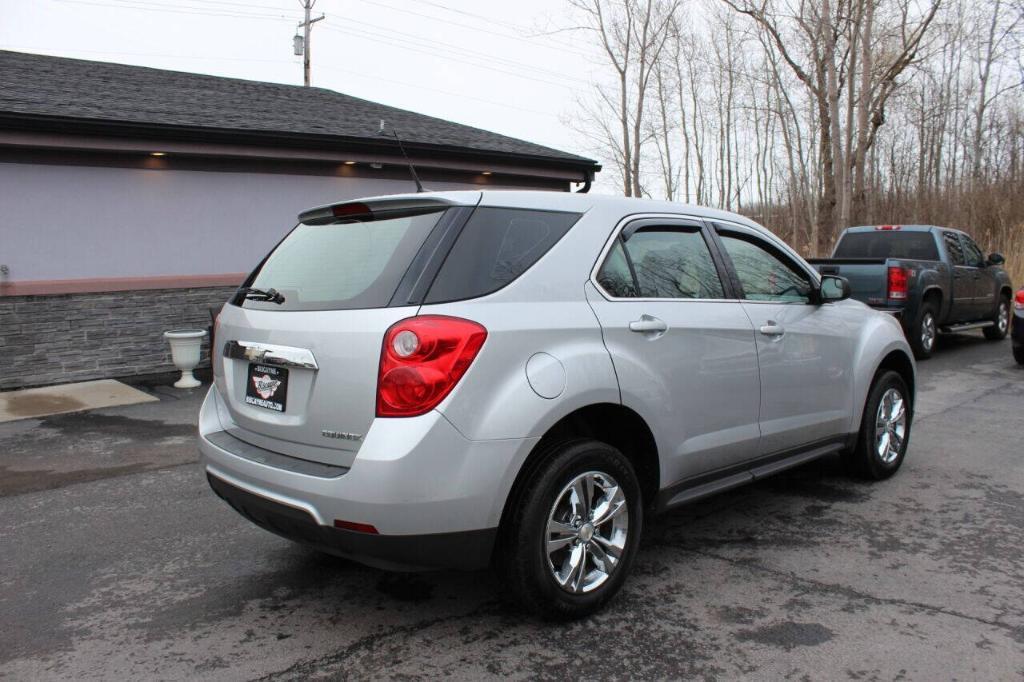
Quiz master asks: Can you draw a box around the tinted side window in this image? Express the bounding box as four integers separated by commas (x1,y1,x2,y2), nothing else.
597,239,638,297
960,235,985,267
620,228,724,298
944,232,965,265
425,208,581,303
718,232,812,303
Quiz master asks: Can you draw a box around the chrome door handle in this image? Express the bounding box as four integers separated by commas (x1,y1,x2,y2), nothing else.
629,315,668,333
759,322,785,337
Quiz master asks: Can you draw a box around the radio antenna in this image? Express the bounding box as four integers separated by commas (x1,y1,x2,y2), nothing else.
378,120,424,193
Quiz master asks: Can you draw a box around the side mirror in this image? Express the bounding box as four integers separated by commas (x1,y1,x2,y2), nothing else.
819,274,851,303
987,252,1005,266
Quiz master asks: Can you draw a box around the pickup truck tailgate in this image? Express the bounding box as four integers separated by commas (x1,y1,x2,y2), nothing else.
809,258,889,304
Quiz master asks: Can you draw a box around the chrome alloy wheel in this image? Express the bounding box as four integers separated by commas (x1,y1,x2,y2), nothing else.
997,301,1009,334
921,312,936,352
875,388,908,464
545,471,629,594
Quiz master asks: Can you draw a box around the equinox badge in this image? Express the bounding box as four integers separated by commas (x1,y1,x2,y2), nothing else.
322,429,362,442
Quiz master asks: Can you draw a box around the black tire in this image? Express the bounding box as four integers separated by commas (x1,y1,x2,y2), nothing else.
844,370,912,480
497,439,643,620
983,295,1010,340
1014,346,1024,365
909,302,938,359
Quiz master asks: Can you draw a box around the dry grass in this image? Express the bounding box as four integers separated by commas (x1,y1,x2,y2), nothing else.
1000,222,1024,289
762,181,1024,289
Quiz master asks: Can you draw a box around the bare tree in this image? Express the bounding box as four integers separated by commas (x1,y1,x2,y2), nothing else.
569,0,680,196
570,0,1024,281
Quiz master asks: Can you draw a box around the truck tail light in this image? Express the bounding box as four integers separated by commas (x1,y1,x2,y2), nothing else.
887,266,909,300
1015,290,1024,310
376,315,487,417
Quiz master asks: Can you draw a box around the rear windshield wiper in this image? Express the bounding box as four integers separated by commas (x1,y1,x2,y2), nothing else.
240,286,285,304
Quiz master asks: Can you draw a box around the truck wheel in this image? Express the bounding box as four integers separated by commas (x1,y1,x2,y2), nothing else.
844,370,912,480
910,303,938,359
497,439,643,620
1014,346,1024,365
983,295,1010,340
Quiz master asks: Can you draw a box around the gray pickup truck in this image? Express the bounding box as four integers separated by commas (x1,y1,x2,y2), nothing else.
809,225,1014,359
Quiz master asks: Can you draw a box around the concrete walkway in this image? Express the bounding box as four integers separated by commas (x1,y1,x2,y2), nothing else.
0,379,157,423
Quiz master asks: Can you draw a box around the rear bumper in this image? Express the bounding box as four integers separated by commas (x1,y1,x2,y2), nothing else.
198,386,537,570
206,473,497,570
1012,310,1024,344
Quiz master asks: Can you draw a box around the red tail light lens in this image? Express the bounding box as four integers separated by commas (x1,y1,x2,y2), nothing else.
1015,290,1024,309
887,266,909,300
377,315,487,417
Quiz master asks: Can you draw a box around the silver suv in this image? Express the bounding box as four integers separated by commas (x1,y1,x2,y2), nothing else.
199,191,915,618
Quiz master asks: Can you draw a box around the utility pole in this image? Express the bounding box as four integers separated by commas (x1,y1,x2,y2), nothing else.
296,0,325,87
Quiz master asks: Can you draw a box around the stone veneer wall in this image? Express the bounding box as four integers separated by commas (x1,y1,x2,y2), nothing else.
0,286,237,390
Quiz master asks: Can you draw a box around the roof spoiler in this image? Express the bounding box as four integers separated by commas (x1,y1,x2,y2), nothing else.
297,196,460,223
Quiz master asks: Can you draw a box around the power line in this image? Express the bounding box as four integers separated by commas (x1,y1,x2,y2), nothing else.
320,23,589,94
336,16,593,86
401,0,576,41
314,62,562,120
54,0,300,21
350,0,595,60
0,44,297,65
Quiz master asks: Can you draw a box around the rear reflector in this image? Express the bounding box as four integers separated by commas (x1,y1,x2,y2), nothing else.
887,266,909,300
334,519,379,534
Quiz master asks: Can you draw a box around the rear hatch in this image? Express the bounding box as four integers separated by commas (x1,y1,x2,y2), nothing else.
213,196,475,466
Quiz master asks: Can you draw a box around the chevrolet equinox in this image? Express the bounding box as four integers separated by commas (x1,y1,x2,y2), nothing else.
199,191,915,618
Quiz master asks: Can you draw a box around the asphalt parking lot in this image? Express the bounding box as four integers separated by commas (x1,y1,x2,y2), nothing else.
1,334,1022,680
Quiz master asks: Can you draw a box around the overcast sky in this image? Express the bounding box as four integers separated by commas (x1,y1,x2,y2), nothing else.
0,0,615,191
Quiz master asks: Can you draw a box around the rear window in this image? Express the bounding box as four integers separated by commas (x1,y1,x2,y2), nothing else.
424,207,581,303
833,231,939,260
241,209,445,311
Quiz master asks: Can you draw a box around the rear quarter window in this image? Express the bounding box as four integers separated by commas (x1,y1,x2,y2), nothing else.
424,207,582,303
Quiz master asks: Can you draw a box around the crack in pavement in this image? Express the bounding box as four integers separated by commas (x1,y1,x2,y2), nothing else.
257,601,505,681
914,379,1020,423
676,545,1024,643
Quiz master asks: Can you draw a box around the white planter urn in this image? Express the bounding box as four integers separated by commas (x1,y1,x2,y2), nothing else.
163,329,208,389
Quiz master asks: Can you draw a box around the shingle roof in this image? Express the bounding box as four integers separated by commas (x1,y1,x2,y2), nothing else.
0,50,597,168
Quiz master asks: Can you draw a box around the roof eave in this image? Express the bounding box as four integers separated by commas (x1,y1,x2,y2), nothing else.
0,112,601,174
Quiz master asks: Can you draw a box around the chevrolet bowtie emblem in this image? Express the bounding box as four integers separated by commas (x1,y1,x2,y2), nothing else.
244,347,264,361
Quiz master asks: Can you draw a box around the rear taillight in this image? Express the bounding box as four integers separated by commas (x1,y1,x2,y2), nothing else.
887,266,909,300
1015,290,1024,309
376,315,487,417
